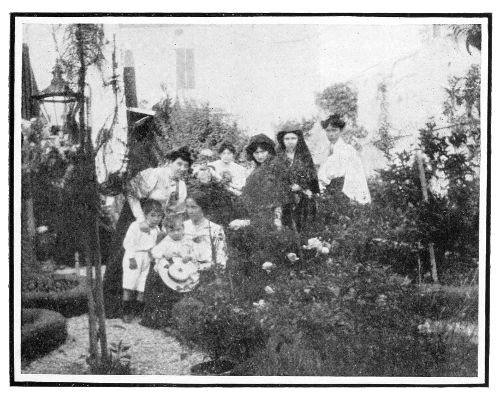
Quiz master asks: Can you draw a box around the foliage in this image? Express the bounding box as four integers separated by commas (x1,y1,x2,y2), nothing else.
448,24,482,54
237,256,476,376
153,96,249,161
22,273,79,293
373,65,481,275
315,82,358,123
57,24,107,84
373,81,395,157
171,272,266,363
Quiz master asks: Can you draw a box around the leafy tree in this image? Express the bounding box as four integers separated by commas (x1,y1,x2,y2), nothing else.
153,96,248,160
315,82,358,123
374,64,481,279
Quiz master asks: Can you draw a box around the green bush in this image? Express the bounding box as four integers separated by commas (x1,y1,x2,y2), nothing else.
21,308,67,361
171,274,266,364
21,274,87,317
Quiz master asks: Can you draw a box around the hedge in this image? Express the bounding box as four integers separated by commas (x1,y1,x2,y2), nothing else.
21,308,67,361
22,274,88,317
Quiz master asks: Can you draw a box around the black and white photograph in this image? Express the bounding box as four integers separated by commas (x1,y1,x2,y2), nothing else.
8,12,491,386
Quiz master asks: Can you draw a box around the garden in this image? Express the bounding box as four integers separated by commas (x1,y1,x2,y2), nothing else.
19,24,481,378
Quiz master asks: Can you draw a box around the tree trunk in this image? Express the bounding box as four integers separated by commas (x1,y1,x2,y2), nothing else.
75,23,108,368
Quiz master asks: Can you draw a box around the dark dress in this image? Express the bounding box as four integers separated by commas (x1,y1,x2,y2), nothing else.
241,157,290,228
277,152,320,232
102,200,136,318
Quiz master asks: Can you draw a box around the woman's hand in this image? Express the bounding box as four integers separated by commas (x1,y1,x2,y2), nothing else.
291,183,301,192
274,218,282,230
138,221,150,232
304,189,313,199
129,257,138,270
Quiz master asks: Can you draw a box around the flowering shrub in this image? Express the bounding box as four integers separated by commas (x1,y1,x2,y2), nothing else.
171,273,266,363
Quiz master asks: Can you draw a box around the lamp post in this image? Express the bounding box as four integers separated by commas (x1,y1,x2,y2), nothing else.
32,61,80,140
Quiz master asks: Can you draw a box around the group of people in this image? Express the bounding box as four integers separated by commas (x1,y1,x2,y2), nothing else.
102,113,371,327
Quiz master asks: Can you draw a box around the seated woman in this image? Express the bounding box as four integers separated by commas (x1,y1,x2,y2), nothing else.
209,142,248,196
141,188,227,329
239,134,290,230
275,128,320,232
103,146,193,319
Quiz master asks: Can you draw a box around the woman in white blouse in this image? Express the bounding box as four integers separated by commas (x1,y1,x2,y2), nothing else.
103,146,193,318
209,142,248,196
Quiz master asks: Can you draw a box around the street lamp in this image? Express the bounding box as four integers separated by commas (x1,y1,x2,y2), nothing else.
32,61,80,137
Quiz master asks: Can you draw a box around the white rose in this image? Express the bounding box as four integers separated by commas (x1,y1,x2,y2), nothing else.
262,262,275,272
264,286,275,295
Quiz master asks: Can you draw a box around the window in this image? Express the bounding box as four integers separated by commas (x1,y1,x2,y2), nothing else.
176,48,195,90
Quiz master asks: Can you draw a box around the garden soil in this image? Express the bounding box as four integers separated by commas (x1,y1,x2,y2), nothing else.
21,314,206,375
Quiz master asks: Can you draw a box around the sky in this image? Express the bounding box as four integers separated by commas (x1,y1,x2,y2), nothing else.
24,23,425,135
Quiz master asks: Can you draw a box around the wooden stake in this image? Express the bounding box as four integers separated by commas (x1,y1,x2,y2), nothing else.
94,217,108,362
416,150,439,284
85,242,99,365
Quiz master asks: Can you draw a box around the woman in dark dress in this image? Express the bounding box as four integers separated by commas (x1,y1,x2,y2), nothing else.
140,188,228,329
103,146,193,318
275,128,320,232
240,134,290,229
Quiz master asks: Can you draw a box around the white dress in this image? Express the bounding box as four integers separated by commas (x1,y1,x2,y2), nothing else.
183,219,227,270
122,221,159,292
209,159,249,192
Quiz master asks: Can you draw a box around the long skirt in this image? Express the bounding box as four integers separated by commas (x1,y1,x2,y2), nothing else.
282,195,317,233
102,200,135,318
141,269,183,329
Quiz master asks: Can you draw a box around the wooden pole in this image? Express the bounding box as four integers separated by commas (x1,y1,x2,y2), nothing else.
416,150,439,284
94,219,108,361
75,24,108,366
85,242,99,364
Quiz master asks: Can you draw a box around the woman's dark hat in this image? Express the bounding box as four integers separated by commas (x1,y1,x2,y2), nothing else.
321,114,346,130
245,134,276,161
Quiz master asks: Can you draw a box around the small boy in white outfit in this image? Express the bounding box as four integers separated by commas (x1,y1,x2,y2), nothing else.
122,199,163,323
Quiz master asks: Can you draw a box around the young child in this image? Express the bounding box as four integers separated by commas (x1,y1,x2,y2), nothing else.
151,216,195,269
122,199,163,323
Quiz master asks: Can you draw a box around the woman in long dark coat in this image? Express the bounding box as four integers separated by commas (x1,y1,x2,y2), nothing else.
275,129,320,232
240,134,290,230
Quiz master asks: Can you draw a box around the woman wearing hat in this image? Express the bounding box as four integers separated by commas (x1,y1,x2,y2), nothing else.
275,128,320,232
103,146,193,319
240,134,289,229
141,188,227,329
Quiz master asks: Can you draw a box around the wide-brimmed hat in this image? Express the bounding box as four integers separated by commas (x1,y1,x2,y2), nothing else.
245,134,276,161
157,258,200,293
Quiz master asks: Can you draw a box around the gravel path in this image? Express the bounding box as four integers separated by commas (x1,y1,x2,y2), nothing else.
22,314,206,375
